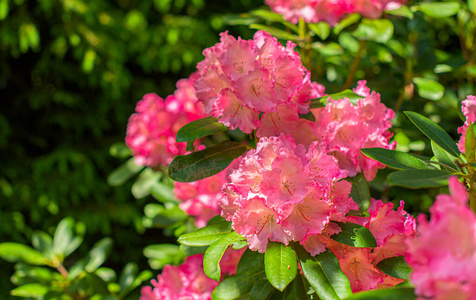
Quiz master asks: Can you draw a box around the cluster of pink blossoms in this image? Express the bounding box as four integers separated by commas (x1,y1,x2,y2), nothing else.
457,95,476,153
174,169,228,228
265,0,406,25
328,199,416,292
193,30,324,134
126,78,206,167
141,249,244,300
405,177,476,299
220,134,354,255
309,81,396,180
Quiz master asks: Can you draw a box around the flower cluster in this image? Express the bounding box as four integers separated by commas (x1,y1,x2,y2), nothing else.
141,248,244,300
265,0,407,25
193,30,324,134
174,169,228,228
328,199,416,292
457,95,476,153
405,177,476,299
311,81,396,180
220,134,353,254
126,78,205,167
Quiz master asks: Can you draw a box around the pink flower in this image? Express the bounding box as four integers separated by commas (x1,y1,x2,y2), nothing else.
220,134,352,254
194,31,324,133
328,199,416,292
457,95,476,153
126,78,206,167
313,81,395,180
174,169,228,228
405,177,476,299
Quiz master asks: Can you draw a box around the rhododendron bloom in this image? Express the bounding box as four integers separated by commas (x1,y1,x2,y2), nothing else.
193,30,324,133
174,169,228,228
457,95,476,153
312,81,395,180
220,134,352,254
405,177,476,299
126,78,205,167
328,199,416,292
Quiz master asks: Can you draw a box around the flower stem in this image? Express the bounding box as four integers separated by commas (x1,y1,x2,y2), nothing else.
342,40,366,90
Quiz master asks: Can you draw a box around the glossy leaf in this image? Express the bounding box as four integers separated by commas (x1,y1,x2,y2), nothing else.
412,77,444,101
308,22,330,40
376,256,412,280
282,274,312,300
264,242,298,291
0,243,45,265
344,287,415,300
312,89,364,108
169,140,247,182
388,169,453,188
249,24,302,42
431,140,459,171
178,219,232,246
333,13,361,35
294,244,352,300
405,111,460,157
348,173,370,211
353,19,394,43
10,283,48,297
53,217,75,260
360,148,428,170
176,117,228,143
107,157,143,186
204,231,244,281
386,6,413,19
250,277,275,300
332,222,377,247
84,237,113,272
237,248,264,274
414,2,460,18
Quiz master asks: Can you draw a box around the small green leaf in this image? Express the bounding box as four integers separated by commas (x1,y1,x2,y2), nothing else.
348,173,370,211
388,169,453,188
53,217,75,261
176,117,228,143
250,278,275,300
249,24,302,42
333,13,361,35
0,0,9,21
376,256,412,280
232,240,248,250
414,2,460,18
299,111,316,122
169,140,247,182
132,168,162,199
405,111,460,157
353,19,394,43
412,77,444,101
204,231,244,281
465,123,476,163
0,243,45,265
308,22,330,40
84,237,113,272
469,0,475,14
249,9,285,22
431,140,459,171
107,158,143,186
178,219,232,246
360,148,428,170
295,244,352,300
265,242,298,291
118,263,138,295
10,283,48,297
144,244,184,269
344,287,415,300
385,5,413,19
311,42,344,56
332,222,377,248
313,89,364,107
109,142,132,159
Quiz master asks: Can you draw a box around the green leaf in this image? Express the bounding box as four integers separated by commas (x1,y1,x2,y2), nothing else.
53,217,75,261
404,111,460,157
469,0,475,14
333,13,361,35
176,117,228,143
388,169,453,188
282,274,312,300
249,9,285,22
212,260,266,300
414,2,461,18
107,157,143,186
299,111,316,122
84,237,113,272
180,244,208,257
308,22,330,40
178,219,232,246
294,244,352,300
312,89,364,107
233,240,248,250
264,242,298,291
353,19,394,43
31,231,53,255
10,283,48,297
348,173,370,211
144,244,184,269
204,231,244,281
344,287,415,300
311,42,344,56
360,148,428,170
465,123,476,163
249,24,302,42
431,140,459,171
237,249,265,274
332,222,377,247
385,5,413,19
412,77,444,101
169,140,247,182
0,243,46,265
376,256,412,280
118,263,137,295
132,168,162,199
109,142,132,159
0,0,9,21
250,278,275,300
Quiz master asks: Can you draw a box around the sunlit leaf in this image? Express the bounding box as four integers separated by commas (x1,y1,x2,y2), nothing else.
264,242,298,291
388,169,453,188
376,256,412,280
412,77,444,101
176,117,228,143
332,222,377,247
360,148,428,170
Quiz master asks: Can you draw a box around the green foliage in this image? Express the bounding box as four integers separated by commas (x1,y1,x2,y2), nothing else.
376,256,412,280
